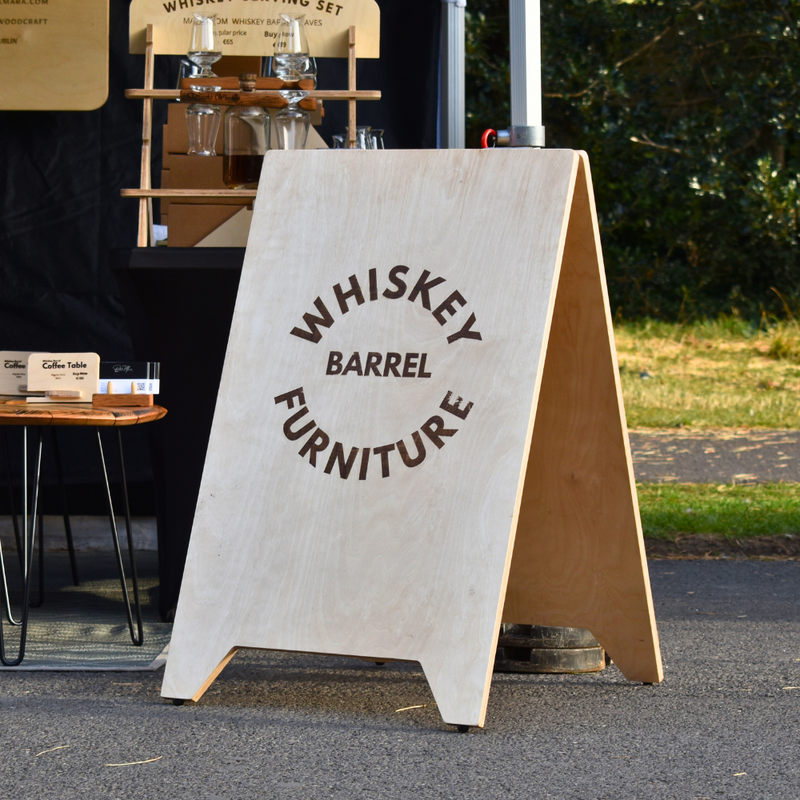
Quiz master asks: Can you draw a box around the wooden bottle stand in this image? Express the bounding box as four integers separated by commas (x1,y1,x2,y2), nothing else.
122,24,380,247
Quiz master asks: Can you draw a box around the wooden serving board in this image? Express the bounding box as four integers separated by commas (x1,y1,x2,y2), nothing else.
161,149,663,729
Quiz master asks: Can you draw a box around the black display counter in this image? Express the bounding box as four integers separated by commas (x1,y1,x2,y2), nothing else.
112,247,244,620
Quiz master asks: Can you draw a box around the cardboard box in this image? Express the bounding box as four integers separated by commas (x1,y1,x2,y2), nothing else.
162,155,251,206
161,153,249,243
167,204,247,248
160,166,169,223
212,56,263,79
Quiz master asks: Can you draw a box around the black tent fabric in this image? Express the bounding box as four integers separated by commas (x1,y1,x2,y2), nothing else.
0,0,441,507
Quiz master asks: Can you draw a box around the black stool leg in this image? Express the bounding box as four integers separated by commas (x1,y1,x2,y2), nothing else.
2,429,24,574
116,429,143,642
95,429,143,647
1,428,24,625
0,542,20,626
29,508,45,609
0,426,43,666
50,430,79,586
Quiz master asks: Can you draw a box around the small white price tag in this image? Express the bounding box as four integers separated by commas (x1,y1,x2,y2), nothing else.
0,351,36,395
26,353,100,401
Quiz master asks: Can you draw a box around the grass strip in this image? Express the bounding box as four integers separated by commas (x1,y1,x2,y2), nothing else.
615,317,800,429
637,482,800,538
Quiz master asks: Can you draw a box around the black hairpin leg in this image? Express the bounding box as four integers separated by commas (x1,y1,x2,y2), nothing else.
96,429,143,647
1,428,23,625
0,427,43,666
28,508,45,609
2,429,24,574
50,430,79,586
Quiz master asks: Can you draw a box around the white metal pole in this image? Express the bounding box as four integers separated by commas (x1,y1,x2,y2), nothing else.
507,0,544,146
441,0,466,149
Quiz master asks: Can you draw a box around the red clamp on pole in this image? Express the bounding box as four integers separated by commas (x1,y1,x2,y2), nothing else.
481,129,497,149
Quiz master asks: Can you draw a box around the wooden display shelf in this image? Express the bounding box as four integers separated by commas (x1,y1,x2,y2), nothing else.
125,89,381,103
179,90,317,110
181,76,315,91
121,189,257,199
124,23,379,247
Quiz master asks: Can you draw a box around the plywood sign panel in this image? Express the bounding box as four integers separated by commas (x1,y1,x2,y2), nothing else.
130,0,379,57
502,159,663,683
161,149,662,728
0,0,109,111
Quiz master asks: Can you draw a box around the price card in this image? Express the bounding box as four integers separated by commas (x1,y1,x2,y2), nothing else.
0,351,36,395
27,353,100,401
98,361,160,395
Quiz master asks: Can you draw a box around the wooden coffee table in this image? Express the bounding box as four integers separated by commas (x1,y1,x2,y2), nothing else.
0,401,167,666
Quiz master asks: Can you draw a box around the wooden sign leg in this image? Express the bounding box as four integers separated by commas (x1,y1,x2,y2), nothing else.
162,627,239,703
502,153,663,684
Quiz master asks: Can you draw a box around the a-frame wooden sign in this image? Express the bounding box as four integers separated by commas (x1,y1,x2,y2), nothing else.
161,149,663,729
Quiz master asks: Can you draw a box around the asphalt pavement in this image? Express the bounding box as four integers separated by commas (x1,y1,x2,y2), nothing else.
1,558,798,799
630,429,800,484
2,429,799,798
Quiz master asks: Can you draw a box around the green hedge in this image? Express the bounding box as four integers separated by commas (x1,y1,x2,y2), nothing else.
466,0,800,320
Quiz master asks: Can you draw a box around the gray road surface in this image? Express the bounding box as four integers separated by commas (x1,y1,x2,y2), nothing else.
630,429,800,484
1,560,798,799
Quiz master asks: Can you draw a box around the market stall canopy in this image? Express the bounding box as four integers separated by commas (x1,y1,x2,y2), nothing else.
129,0,379,58
0,0,109,111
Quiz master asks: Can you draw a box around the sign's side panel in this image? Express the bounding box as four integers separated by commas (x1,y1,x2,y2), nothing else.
503,154,663,684
162,149,578,726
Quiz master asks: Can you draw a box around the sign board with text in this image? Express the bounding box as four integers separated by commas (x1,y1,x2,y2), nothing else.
0,352,35,395
27,352,100,400
130,0,379,57
161,149,663,729
0,0,108,110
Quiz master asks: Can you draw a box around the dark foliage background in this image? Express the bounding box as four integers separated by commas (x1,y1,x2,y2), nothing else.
466,0,800,320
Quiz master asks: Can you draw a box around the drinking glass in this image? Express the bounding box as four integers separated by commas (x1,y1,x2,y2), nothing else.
354,126,373,149
186,103,221,156
176,57,201,89
272,13,316,150
187,14,222,78
274,94,309,150
370,129,385,149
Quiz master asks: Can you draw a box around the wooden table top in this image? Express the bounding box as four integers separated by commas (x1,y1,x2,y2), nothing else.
0,401,167,427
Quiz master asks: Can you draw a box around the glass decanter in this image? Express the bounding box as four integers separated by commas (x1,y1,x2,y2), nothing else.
223,74,271,189
187,14,222,78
